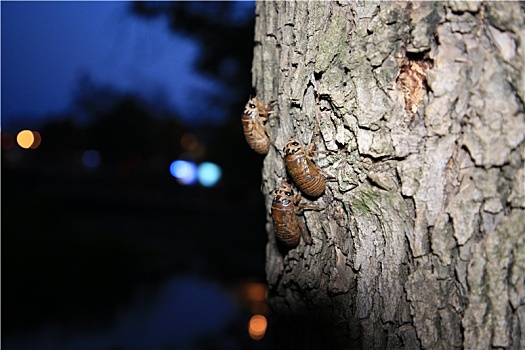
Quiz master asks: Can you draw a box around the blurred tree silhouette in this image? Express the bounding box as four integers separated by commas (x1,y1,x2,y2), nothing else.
131,1,256,108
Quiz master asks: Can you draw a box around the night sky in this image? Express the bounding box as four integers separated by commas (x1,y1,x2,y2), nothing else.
1,1,232,130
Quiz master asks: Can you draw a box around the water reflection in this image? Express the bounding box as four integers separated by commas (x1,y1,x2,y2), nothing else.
3,275,236,350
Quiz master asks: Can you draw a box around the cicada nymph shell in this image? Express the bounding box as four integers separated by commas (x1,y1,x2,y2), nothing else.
241,97,271,155
271,180,313,247
284,138,325,197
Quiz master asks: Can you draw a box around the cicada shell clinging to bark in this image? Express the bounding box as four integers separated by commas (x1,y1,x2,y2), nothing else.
284,138,326,197
241,97,271,155
271,180,313,247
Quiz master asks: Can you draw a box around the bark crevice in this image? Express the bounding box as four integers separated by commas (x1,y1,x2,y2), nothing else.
253,1,524,349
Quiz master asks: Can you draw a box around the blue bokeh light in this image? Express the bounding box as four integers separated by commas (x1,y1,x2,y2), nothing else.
170,160,197,185
197,162,222,187
82,150,101,169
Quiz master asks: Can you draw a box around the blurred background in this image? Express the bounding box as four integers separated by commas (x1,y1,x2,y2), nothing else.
2,2,272,349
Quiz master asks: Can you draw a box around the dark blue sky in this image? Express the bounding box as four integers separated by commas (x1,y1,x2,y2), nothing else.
1,1,233,130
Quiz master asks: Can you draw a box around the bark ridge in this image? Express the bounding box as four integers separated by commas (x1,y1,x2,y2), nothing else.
253,2,525,349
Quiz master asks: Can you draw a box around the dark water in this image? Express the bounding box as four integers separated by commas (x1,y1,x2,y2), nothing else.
3,274,261,349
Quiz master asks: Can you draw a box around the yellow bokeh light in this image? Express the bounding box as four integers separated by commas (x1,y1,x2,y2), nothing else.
17,130,34,149
248,314,267,340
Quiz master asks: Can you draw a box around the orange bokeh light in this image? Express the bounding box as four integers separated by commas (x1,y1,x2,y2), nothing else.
30,131,41,149
248,314,267,340
16,130,34,149
245,282,267,303
16,130,41,149
238,282,268,315
180,133,198,151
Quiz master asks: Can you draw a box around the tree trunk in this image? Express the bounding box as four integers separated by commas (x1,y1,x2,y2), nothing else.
252,1,525,349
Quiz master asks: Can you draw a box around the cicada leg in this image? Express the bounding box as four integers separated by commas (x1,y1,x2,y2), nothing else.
294,183,323,211
317,166,336,180
297,218,313,245
297,204,322,211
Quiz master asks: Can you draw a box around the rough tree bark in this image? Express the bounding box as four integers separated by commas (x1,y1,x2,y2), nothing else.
252,1,524,349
